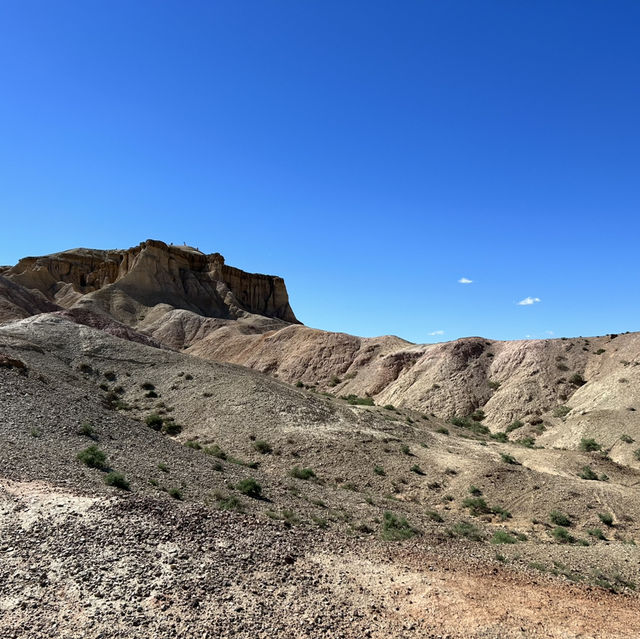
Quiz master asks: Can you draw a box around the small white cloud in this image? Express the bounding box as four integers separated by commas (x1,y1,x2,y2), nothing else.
429,330,445,336
517,296,541,306
545,330,554,335
458,277,473,284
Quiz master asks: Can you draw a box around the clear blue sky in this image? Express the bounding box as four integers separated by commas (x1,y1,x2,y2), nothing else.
1,1,639,342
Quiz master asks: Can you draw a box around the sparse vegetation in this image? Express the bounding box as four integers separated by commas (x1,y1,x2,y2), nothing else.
77,445,107,470
598,512,614,526
500,453,520,465
204,444,227,459
426,510,444,522
290,466,316,480
550,510,571,527
578,465,599,480
553,405,571,418
253,440,273,454
446,521,483,541
104,471,130,490
491,432,508,442
77,422,96,438
145,413,163,430
410,464,424,475
213,492,243,511
620,434,634,444
236,478,262,499
569,373,586,387
491,530,518,544
436,427,449,435
381,511,418,541
374,465,386,476
505,420,524,433
579,437,602,452
552,526,575,544
341,394,375,406
168,487,183,500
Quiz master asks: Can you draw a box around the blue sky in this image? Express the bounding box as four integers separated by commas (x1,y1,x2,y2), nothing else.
1,1,638,343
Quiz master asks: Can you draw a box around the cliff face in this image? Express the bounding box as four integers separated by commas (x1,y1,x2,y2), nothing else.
3,240,298,326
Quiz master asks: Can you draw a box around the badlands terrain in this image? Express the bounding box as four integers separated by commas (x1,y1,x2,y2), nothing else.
1,239,639,638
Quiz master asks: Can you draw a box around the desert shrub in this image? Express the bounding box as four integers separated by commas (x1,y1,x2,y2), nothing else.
505,420,524,433
569,373,586,386
595,348,606,355
214,492,243,511
295,381,304,387
550,510,571,526
492,506,512,521
374,465,386,476
446,521,483,541
290,466,316,480
253,440,273,454
77,422,96,438
184,440,202,450
579,465,599,480
491,432,508,442
204,444,227,459
471,409,486,422
236,478,262,499
579,438,601,452
469,485,482,496
491,530,518,544
104,371,117,381
104,471,130,490
341,394,374,406
620,434,634,444
383,404,396,411
500,453,520,465
162,421,182,435
145,413,163,430
552,526,575,544
598,512,614,526
141,382,155,391
488,380,500,390
329,375,342,387
519,437,536,448
77,445,107,470
587,528,606,540
462,497,491,516
410,464,424,475
168,487,183,500
381,511,418,541
553,405,571,418
436,427,449,435
157,462,169,473
634,448,640,461
401,444,411,455
426,510,444,523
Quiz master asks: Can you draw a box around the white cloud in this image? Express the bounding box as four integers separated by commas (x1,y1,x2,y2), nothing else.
545,330,554,335
429,330,445,336
458,277,473,284
517,296,541,306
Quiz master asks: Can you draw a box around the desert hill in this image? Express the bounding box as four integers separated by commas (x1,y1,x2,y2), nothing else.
2,241,640,637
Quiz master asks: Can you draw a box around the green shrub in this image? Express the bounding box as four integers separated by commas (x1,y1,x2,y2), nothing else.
579,438,601,452
157,462,169,473
77,422,96,438
168,487,182,500
505,420,524,433
184,440,202,450
77,445,107,470
469,485,482,496
290,466,316,480
253,440,273,454
236,478,262,499
491,530,518,544
141,382,155,391
598,512,614,526
383,404,396,411
462,497,491,516
578,465,599,480
620,434,634,444
410,464,424,475
550,510,571,526
519,437,536,448
553,405,571,418
145,413,163,430
446,521,483,541
491,432,508,442
341,394,375,406
214,493,243,511
162,421,182,435
104,471,130,490
381,511,418,541
204,444,227,459
634,448,640,461
500,453,520,465
488,380,500,390
295,381,304,388
569,373,586,386
552,526,575,544
587,528,606,540
471,409,486,422
426,510,444,522
401,444,411,455
374,465,385,476
436,427,449,435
